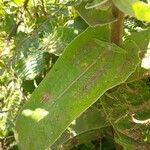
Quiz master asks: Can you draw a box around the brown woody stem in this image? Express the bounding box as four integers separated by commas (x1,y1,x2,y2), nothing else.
110,4,125,150
111,4,124,46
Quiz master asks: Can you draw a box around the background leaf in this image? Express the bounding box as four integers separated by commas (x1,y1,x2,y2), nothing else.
75,2,116,27
126,28,150,82
113,0,150,22
101,80,150,149
125,28,150,52
85,0,111,10
14,50,45,80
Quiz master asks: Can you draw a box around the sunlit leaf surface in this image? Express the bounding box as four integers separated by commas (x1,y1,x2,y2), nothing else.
15,26,139,150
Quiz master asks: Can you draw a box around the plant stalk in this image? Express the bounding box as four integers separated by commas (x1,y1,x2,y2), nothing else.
111,4,124,46
110,4,124,150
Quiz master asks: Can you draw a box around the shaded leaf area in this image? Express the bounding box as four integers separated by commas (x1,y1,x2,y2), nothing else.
15,26,139,150
75,1,116,27
51,104,110,149
71,135,115,150
101,80,150,149
54,129,116,150
112,0,150,22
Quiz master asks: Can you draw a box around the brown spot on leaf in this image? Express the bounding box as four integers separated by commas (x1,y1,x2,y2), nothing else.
117,59,132,74
84,64,107,90
71,137,79,145
123,128,144,141
41,92,52,103
81,62,89,69
72,90,80,97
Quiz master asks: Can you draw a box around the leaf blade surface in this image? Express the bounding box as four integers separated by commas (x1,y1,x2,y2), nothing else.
15,27,139,150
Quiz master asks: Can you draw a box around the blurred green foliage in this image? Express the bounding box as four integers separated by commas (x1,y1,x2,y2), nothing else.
0,0,149,149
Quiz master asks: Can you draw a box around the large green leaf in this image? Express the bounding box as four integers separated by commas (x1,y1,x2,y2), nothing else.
113,0,150,22
75,2,116,27
101,80,150,149
15,26,139,150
